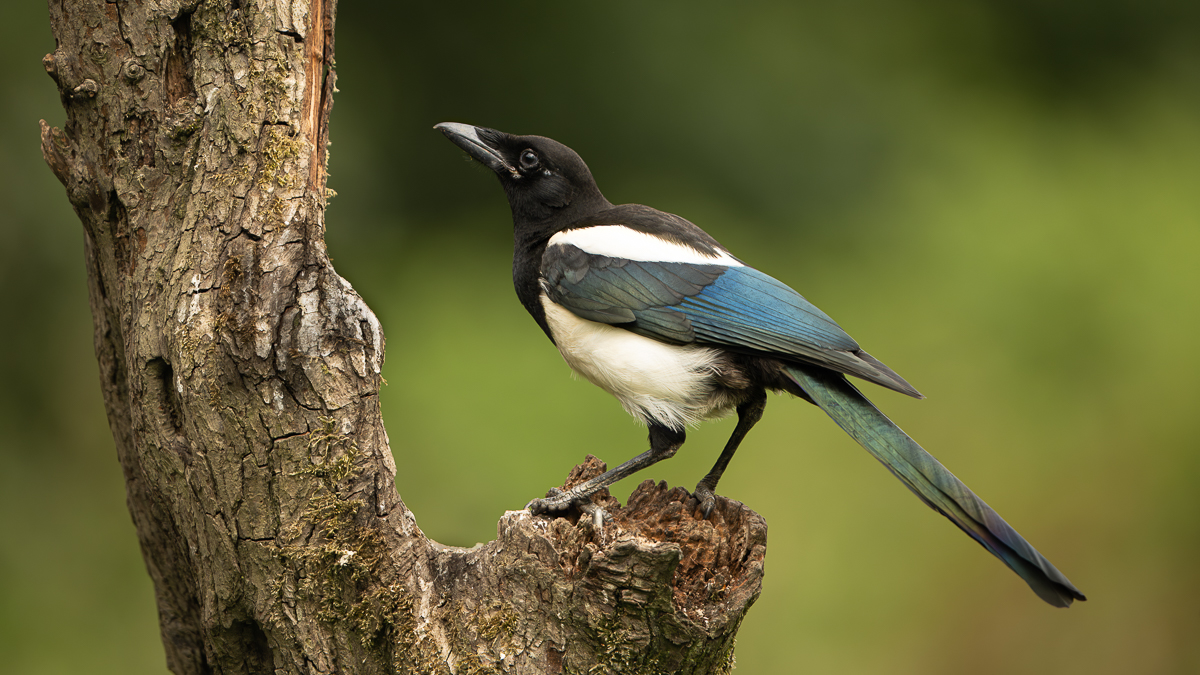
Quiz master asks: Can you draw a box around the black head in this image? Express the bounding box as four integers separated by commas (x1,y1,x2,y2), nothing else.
436,123,610,227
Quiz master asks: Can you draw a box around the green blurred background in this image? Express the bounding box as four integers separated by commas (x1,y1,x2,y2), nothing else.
3,1,1199,673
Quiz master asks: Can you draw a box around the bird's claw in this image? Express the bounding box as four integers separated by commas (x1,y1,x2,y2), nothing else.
693,484,717,519
576,499,612,530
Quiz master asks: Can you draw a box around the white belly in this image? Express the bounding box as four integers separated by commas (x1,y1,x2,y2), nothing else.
540,294,734,429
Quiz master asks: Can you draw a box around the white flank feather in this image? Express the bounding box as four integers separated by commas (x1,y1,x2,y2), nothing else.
540,295,736,429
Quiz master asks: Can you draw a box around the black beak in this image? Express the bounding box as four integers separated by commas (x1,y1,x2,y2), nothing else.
434,122,519,178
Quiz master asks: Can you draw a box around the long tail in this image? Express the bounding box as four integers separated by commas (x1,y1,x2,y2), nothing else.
783,364,1086,607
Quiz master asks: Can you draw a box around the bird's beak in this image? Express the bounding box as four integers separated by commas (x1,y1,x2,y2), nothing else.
434,122,519,178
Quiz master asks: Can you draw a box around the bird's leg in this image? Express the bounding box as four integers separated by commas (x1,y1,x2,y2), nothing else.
526,423,686,516
694,389,767,518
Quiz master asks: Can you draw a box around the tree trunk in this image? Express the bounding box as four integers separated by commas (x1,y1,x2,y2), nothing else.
39,1,766,673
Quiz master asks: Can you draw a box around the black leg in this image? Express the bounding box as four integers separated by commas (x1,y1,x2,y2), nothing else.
694,389,767,518
527,423,686,515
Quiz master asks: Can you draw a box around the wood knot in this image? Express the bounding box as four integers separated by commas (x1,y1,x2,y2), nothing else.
71,79,99,100
122,59,146,83
39,120,70,187
42,53,58,81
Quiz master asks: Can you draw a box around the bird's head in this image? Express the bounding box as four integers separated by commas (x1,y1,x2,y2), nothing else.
436,123,609,227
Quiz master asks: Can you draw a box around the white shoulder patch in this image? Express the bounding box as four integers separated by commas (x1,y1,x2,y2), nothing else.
548,225,743,266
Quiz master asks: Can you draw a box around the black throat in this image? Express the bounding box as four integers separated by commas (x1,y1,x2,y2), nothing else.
508,191,611,342
512,224,555,340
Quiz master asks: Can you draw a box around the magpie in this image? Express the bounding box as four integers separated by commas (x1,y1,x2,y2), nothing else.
435,122,1086,607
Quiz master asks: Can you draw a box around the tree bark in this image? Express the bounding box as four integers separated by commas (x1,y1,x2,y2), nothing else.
39,1,766,673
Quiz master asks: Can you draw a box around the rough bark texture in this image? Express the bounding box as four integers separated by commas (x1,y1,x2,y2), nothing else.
40,1,766,673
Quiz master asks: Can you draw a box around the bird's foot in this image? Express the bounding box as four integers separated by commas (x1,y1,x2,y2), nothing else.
526,487,613,522
525,486,576,515
693,483,718,519
527,487,612,539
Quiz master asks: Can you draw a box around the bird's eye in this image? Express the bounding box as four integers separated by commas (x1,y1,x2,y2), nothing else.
519,150,540,171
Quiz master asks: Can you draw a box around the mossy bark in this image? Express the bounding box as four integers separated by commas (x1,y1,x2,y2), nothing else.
40,1,766,673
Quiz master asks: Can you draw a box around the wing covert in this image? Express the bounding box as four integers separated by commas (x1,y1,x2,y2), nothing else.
542,243,857,353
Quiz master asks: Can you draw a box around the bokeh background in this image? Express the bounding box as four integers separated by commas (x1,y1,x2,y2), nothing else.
3,1,1199,673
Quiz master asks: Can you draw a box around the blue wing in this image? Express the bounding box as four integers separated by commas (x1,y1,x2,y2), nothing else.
541,243,921,397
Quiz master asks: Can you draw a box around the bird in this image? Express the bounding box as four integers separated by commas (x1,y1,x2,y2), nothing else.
434,122,1086,607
